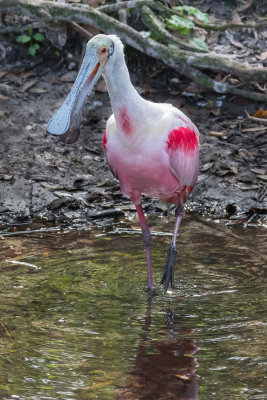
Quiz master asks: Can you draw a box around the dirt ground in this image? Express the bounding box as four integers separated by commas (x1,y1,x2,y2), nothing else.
0,9,267,230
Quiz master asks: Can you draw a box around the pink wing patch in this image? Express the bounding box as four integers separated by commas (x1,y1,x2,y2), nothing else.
167,127,198,153
166,126,199,195
103,129,107,150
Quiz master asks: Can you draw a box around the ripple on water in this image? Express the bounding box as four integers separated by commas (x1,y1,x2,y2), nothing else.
0,216,266,399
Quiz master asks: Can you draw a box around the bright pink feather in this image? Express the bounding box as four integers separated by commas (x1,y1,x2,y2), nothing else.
167,127,198,153
103,129,107,149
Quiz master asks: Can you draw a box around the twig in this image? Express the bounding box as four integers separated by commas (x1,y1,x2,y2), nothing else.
245,109,267,123
0,321,11,337
68,21,93,40
194,20,266,31
98,0,153,14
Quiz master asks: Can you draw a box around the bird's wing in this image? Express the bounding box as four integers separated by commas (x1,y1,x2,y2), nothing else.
166,110,199,191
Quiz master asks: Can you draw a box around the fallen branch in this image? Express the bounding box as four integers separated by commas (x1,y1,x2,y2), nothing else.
1,0,267,101
141,5,208,53
68,21,94,40
194,20,266,31
99,0,267,31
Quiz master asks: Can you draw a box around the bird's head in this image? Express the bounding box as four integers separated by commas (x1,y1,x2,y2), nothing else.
46,34,119,144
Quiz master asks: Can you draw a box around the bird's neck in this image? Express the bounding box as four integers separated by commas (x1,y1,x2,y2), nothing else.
103,57,147,134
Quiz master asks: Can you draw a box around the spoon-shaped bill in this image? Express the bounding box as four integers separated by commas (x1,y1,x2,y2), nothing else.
47,50,102,144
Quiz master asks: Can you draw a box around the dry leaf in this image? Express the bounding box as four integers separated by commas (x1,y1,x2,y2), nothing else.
257,174,267,181
238,148,253,160
200,162,213,172
242,126,267,132
0,93,9,101
230,39,245,49
209,130,227,137
251,168,265,175
29,87,48,94
19,71,35,79
0,110,7,117
235,183,258,191
210,108,220,116
234,0,254,12
0,71,7,80
172,98,185,109
18,78,38,93
258,51,267,61
253,109,267,119
60,71,77,82
185,81,204,94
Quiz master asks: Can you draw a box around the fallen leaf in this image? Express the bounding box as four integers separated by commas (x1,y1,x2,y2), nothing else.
173,98,185,108
257,174,267,181
0,174,13,180
210,108,220,116
251,168,265,175
60,71,77,82
238,148,253,160
0,83,13,95
29,87,48,94
19,71,36,79
242,126,267,132
234,0,254,12
185,81,204,94
230,39,245,49
258,51,267,61
209,130,227,137
253,109,267,119
235,183,258,191
18,78,38,92
229,166,238,174
0,71,7,80
0,93,9,100
0,110,7,117
200,162,213,172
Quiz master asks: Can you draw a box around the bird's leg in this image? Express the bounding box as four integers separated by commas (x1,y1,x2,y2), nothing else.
161,200,184,293
135,204,154,290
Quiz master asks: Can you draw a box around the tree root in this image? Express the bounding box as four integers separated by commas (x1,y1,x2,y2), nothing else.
140,5,208,53
1,0,266,101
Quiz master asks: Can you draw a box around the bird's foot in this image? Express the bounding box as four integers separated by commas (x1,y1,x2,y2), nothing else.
161,243,177,293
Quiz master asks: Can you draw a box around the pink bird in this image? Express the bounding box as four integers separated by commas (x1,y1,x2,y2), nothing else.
47,34,199,292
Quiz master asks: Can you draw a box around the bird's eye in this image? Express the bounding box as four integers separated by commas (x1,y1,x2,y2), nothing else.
101,48,107,54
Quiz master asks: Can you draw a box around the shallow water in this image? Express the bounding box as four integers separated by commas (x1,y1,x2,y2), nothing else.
0,216,266,400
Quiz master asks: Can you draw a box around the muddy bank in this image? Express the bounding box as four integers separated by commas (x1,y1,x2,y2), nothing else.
0,48,266,230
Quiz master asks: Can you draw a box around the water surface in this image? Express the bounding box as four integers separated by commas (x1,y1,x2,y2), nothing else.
0,216,266,399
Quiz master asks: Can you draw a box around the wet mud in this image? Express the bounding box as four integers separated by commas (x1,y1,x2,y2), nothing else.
0,33,266,230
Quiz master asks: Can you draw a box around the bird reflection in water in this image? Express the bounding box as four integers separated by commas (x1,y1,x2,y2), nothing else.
117,296,199,399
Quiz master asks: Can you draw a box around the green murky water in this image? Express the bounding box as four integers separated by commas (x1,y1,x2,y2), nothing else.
0,216,266,400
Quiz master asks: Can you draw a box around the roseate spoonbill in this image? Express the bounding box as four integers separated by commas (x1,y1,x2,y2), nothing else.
47,34,199,292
